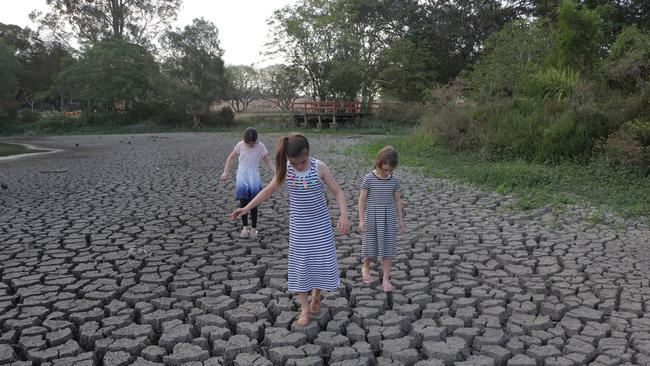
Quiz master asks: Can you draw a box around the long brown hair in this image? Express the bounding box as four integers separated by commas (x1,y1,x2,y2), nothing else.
375,146,398,170
275,133,309,185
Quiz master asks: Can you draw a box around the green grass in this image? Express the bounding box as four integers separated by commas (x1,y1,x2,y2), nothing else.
1,119,413,137
0,143,47,157
356,134,650,223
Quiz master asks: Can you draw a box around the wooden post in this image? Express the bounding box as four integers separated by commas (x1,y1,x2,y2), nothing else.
316,101,322,129
303,102,308,128
331,100,337,129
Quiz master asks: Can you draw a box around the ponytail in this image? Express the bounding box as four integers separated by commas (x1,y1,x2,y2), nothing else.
274,133,310,186
275,136,289,185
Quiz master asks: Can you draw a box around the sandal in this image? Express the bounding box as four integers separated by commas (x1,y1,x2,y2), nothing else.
310,299,321,314
295,312,311,327
382,281,394,293
361,267,373,284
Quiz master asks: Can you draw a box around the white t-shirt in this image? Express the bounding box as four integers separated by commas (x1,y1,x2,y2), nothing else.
234,141,268,172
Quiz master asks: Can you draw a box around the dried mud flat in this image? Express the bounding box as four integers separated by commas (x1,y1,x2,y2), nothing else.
1,133,650,366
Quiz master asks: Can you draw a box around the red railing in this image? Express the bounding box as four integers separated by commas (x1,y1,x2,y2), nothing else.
291,100,379,114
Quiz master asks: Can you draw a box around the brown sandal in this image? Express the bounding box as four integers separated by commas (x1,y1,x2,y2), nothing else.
295,312,311,327
310,299,321,314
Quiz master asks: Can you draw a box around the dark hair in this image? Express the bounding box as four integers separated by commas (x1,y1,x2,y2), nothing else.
244,127,258,143
375,146,398,170
275,133,309,185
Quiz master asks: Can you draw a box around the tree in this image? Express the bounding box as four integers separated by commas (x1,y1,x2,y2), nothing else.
30,0,181,50
226,65,260,113
259,64,303,112
161,18,227,125
0,39,19,116
555,0,602,72
57,38,159,111
379,38,439,102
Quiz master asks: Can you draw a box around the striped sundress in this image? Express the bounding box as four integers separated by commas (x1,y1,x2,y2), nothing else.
286,158,340,292
361,171,401,260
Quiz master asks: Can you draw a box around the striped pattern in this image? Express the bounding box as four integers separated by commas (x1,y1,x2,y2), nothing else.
361,171,401,260
286,158,340,292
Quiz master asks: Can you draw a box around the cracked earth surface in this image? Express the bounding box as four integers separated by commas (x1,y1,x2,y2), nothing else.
1,133,650,366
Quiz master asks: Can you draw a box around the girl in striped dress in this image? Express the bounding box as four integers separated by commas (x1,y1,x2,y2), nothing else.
358,146,405,292
221,127,274,239
231,133,350,326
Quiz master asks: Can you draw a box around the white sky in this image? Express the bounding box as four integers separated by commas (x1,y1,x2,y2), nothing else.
0,0,296,66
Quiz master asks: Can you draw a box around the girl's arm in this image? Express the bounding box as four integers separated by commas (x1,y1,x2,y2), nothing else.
394,191,405,234
319,161,351,235
358,189,368,233
220,149,238,181
231,178,280,219
262,154,275,173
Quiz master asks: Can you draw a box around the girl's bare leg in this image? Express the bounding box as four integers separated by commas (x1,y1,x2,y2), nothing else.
362,257,373,283
310,288,321,314
382,258,393,292
296,292,310,326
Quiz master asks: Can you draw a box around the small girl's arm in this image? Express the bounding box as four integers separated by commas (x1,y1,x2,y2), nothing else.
358,189,368,233
221,149,238,181
394,191,405,233
263,154,275,173
319,162,351,235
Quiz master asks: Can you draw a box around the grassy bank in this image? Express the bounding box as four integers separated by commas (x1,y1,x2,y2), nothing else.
357,134,650,223
1,119,413,137
0,143,48,157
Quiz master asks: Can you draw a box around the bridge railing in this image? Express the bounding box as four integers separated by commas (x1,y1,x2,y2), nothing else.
291,100,379,114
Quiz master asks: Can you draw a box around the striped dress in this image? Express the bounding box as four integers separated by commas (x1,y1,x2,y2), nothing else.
361,171,401,260
286,158,340,292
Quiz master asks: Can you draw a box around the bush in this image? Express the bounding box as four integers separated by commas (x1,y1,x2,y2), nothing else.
37,115,85,133
603,119,650,166
421,103,480,152
81,111,130,126
602,26,650,93
198,106,235,127
527,67,579,101
17,109,41,124
373,100,426,126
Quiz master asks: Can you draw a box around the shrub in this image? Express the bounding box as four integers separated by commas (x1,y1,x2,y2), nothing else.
37,115,85,133
604,119,650,166
17,109,41,124
198,106,235,127
602,26,650,93
82,111,130,126
527,67,579,101
422,103,479,152
373,100,426,126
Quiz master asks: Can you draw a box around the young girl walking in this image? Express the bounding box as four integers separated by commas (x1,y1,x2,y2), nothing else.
231,133,350,326
358,146,405,292
221,127,274,239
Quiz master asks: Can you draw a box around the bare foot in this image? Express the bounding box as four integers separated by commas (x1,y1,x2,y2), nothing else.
382,280,394,292
361,267,373,284
309,299,321,314
296,311,311,327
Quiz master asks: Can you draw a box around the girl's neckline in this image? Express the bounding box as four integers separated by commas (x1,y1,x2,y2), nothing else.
372,170,392,180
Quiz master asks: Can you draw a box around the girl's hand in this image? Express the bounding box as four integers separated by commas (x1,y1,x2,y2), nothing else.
231,207,249,220
359,220,366,234
220,173,228,182
337,216,351,235
398,220,405,234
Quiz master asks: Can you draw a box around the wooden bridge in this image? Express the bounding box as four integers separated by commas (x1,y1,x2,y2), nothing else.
291,100,379,128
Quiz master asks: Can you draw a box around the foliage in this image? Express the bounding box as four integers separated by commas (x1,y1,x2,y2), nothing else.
57,39,160,112
527,66,580,101
259,64,303,112
0,39,19,117
161,18,227,125
17,108,41,124
554,0,603,72
379,38,439,102
469,20,554,102
373,100,426,126
601,26,650,93
604,119,650,166
226,65,260,113
30,0,181,50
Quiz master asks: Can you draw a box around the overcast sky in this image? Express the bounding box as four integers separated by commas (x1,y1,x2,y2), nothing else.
0,0,296,66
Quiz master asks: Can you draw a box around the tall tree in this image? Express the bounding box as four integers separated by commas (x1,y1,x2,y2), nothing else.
30,0,181,50
161,18,227,125
57,39,159,111
259,64,304,112
226,65,260,113
0,39,19,116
